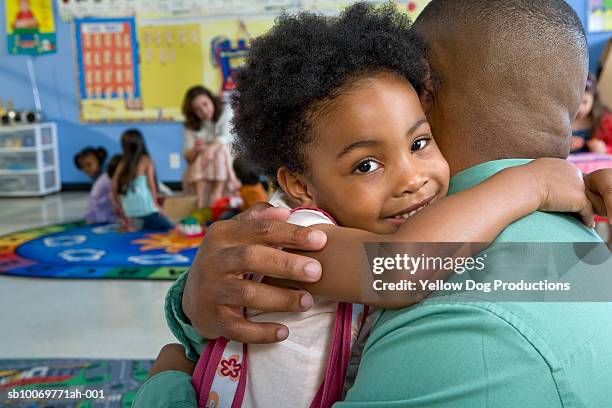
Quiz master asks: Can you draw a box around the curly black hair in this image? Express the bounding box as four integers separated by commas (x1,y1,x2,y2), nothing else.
232,1,432,186
73,146,108,170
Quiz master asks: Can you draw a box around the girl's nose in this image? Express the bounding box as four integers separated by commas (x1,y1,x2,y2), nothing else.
392,159,428,197
395,174,428,197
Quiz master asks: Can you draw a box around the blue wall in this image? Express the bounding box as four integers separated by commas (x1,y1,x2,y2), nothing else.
0,0,609,184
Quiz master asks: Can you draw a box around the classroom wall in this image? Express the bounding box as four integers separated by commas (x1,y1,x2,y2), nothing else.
0,1,184,185
0,0,609,185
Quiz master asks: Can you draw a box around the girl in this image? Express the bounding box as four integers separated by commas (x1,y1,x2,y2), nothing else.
591,76,612,153
181,85,240,208
111,129,173,231
74,146,107,181
84,154,121,224
136,3,603,407
74,146,117,224
571,74,612,154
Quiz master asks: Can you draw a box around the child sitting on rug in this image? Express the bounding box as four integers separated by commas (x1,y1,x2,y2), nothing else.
111,129,173,231
134,3,610,408
74,146,107,181
74,146,118,223
84,154,121,224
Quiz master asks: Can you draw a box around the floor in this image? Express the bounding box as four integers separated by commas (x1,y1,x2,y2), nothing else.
0,192,175,360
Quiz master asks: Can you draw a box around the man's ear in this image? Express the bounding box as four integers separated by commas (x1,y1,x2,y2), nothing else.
277,167,315,207
420,66,435,114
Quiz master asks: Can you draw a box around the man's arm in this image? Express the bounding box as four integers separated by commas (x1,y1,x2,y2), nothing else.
335,303,562,407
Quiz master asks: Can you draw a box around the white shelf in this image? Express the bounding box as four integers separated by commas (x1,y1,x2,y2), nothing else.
0,147,38,153
0,123,47,132
0,169,38,175
0,123,60,197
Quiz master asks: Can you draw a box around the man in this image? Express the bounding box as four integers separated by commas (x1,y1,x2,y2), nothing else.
149,0,612,406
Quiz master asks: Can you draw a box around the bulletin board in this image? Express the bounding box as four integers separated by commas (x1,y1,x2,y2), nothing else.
588,0,612,32
138,23,204,114
74,17,163,122
5,0,56,55
66,0,431,122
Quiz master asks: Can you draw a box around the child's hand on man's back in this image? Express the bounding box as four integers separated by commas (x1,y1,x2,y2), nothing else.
525,158,595,227
148,344,195,379
584,168,612,225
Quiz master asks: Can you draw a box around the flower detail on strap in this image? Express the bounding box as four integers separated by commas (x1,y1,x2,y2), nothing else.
218,355,242,381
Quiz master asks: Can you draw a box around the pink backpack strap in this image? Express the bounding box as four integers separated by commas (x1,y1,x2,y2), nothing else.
192,338,247,408
310,303,369,408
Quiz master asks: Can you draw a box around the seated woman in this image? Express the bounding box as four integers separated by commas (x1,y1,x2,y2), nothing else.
181,85,239,208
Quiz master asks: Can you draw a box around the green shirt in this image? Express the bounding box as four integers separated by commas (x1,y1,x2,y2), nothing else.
134,159,612,408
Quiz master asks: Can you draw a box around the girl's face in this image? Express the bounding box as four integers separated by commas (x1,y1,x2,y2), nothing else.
576,91,594,121
283,72,450,234
78,154,100,179
191,94,215,121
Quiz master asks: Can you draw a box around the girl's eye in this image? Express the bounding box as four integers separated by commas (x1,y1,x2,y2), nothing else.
355,160,381,174
411,137,431,152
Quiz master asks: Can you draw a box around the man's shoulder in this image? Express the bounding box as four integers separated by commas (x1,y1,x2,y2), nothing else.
497,211,602,242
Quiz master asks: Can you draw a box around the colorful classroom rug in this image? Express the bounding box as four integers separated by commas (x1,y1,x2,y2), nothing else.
0,358,152,407
0,222,202,279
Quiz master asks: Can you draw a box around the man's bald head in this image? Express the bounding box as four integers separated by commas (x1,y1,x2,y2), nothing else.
414,0,588,175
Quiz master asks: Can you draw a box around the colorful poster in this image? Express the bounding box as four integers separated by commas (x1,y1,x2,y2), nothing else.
589,0,612,32
5,0,56,55
201,18,273,100
75,17,148,122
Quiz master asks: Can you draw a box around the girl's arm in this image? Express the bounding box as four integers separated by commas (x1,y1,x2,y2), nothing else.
183,129,200,164
110,162,123,213
110,162,130,227
277,159,594,307
146,158,160,207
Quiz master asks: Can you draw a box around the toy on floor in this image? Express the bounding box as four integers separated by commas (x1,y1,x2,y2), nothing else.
176,217,204,237
190,207,213,224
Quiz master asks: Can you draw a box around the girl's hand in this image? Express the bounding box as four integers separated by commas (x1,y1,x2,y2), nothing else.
571,136,585,151
202,141,222,162
148,344,195,379
195,138,207,153
587,138,608,154
584,168,612,225
524,158,595,227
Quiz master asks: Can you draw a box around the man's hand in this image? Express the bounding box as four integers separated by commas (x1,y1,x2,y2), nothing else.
584,168,612,225
183,203,327,344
